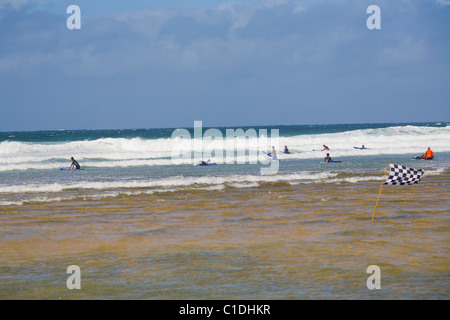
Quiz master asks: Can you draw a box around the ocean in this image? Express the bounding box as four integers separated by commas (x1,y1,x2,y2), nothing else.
0,122,449,299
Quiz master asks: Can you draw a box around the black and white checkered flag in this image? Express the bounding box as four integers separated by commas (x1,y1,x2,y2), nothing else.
383,164,424,185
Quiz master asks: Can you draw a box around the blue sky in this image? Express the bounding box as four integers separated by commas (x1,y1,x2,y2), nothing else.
0,0,449,131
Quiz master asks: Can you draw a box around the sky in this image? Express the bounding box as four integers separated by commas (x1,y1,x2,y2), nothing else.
0,0,449,131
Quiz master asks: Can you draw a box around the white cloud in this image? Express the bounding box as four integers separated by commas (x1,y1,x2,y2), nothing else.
115,7,175,37
0,0,33,8
218,2,255,29
378,37,430,66
261,0,289,8
436,0,450,6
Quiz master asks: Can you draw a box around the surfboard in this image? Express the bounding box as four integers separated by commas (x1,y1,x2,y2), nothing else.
262,151,281,161
322,161,342,163
353,147,370,149
60,168,84,170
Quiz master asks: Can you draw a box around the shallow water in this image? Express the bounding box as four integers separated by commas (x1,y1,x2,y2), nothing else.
1,172,448,299
1,123,448,299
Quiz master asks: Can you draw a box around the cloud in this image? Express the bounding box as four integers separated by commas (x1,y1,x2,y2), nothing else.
1,0,446,78
158,13,231,46
0,0,29,8
436,0,450,6
218,1,254,29
0,0,449,130
378,37,430,66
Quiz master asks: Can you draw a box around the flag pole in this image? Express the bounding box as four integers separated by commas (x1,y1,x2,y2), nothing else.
372,162,390,222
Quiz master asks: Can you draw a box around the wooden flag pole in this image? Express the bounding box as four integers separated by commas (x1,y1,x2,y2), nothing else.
372,162,390,222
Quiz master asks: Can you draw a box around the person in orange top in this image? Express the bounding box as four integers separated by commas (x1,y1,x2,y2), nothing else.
422,147,434,160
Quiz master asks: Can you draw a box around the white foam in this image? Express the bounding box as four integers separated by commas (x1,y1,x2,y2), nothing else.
0,165,445,206
1,125,449,172
0,171,337,194
228,182,260,188
279,125,450,159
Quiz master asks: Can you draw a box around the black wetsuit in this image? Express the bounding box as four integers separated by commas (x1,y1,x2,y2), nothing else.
71,160,80,169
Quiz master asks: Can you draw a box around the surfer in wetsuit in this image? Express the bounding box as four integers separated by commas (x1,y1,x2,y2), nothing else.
69,157,81,169
268,146,277,159
324,153,332,163
198,159,211,165
322,145,329,151
422,147,434,160
283,146,290,154
361,145,367,149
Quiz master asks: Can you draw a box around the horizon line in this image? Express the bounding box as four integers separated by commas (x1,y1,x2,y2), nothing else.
0,120,448,134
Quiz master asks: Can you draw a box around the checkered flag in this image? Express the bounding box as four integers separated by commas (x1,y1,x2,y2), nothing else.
383,164,424,185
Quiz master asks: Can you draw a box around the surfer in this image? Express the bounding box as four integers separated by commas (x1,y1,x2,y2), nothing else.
69,157,81,169
198,159,212,166
422,147,434,160
322,145,329,151
268,146,277,159
324,153,332,163
283,146,290,154
361,145,367,149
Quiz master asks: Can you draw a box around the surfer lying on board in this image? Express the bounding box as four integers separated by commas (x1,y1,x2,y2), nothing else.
198,159,212,165
283,146,290,154
324,153,332,163
322,145,329,151
422,147,434,160
69,157,81,169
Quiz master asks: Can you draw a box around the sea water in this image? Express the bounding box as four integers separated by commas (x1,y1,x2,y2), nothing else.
0,122,449,299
